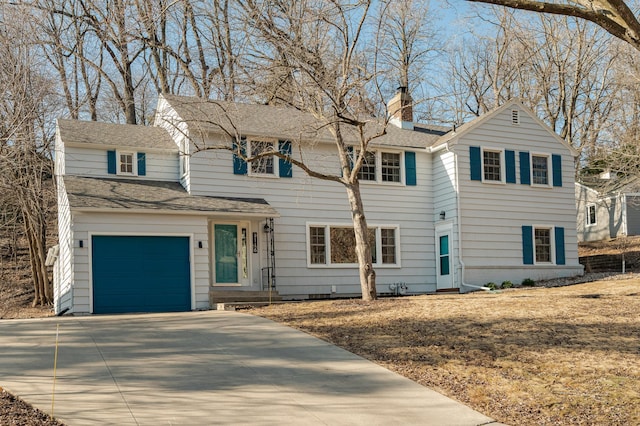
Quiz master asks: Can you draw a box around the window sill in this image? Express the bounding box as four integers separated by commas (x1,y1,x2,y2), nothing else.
480,180,506,185
307,263,401,269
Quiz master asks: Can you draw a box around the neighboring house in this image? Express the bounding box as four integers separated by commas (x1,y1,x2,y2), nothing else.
52,93,584,314
576,178,640,242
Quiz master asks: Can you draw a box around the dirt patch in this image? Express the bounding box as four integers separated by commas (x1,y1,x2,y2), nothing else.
251,279,640,425
0,388,64,426
579,235,640,256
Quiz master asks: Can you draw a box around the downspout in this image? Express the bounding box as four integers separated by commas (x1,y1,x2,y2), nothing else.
452,150,490,292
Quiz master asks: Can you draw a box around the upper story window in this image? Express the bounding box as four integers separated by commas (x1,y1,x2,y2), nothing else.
108,150,145,176
354,150,404,184
381,152,401,182
249,140,276,176
586,204,597,226
357,151,377,181
119,152,134,174
531,154,550,186
483,149,503,182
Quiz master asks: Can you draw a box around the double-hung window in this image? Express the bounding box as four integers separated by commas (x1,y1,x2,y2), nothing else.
381,152,401,182
249,140,276,176
586,204,597,226
357,151,377,181
534,227,552,263
354,150,403,184
531,153,551,186
483,149,502,182
307,224,400,267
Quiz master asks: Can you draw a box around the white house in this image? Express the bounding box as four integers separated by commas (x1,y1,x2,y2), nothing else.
576,178,640,242
52,94,584,314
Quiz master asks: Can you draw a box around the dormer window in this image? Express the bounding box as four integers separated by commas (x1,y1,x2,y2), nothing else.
107,150,146,176
119,152,134,174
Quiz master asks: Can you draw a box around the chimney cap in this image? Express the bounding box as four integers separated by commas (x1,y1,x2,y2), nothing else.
397,86,408,94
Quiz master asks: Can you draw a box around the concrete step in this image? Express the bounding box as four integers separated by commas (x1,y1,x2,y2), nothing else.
209,290,283,307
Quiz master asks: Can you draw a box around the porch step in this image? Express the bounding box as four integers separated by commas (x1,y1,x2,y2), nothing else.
209,290,283,307
435,288,460,293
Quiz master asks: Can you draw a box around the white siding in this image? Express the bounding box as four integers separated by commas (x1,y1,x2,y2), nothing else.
575,184,622,242
55,176,73,314
188,137,436,297
154,96,191,191
432,150,460,286
64,146,179,181
70,213,209,313
454,105,583,284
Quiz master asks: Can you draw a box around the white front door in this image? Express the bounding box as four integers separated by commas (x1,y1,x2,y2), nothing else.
436,225,453,290
212,222,250,286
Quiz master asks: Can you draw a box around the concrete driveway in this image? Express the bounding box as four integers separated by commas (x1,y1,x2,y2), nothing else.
0,311,501,425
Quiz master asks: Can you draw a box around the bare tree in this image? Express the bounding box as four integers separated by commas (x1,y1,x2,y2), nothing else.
224,0,400,300
0,6,56,306
466,0,640,53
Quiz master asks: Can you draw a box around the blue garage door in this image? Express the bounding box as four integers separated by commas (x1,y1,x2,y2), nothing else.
92,236,191,314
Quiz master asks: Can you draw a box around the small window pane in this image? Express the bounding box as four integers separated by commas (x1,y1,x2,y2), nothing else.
381,153,401,182
309,227,326,264
587,205,597,225
534,228,551,263
357,151,376,181
120,153,133,174
381,228,396,264
483,151,501,181
330,227,376,264
532,155,548,185
251,141,274,174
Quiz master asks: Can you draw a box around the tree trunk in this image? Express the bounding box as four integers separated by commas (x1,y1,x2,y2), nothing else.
344,182,377,301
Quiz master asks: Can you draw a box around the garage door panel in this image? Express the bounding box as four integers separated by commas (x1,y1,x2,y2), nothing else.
92,236,191,314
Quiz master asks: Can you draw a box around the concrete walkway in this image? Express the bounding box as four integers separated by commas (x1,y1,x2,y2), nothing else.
0,311,501,425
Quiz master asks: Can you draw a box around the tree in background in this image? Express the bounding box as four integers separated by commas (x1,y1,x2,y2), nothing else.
0,5,56,306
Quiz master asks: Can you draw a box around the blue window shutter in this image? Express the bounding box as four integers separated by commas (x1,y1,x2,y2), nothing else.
279,140,292,178
137,152,146,176
519,151,530,185
233,137,247,175
505,150,516,183
107,150,116,174
405,151,416,186
522,225,534,265
552,154,562,187
469,146,481,181
555,227,565,265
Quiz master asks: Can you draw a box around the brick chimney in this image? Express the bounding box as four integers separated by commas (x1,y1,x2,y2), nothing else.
388,86,413,130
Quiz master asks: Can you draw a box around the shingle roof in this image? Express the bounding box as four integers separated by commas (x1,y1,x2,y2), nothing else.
160,94,449,149
57,119,177,151
64,176,279,217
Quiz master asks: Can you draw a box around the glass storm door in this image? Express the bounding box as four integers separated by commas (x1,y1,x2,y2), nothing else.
215,224,238,284
436,228,453,289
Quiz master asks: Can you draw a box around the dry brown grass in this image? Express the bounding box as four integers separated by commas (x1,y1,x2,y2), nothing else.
579,235,640,256
251,280,640,425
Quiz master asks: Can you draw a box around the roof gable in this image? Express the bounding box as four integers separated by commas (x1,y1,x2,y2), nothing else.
431,99,579,157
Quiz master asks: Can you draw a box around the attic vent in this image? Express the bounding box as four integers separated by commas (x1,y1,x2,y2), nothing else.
511,110,520,125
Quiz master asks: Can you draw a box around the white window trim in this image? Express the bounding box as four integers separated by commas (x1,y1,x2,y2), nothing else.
354,149,405,185
532,225,555,265
530,152,552,188
481,147,505,184
116,150,137,176
586,204,597,227
179,139,189,179
248,138,279,178
306,222,401,268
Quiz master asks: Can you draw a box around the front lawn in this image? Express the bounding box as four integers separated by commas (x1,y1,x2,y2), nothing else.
251,279,640,425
